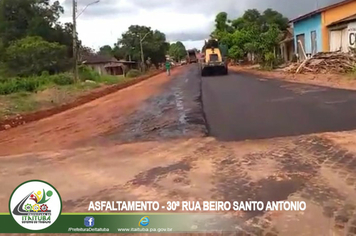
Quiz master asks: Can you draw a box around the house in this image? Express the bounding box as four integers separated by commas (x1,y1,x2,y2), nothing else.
290,12,323,60
323,11,356,52
81,54,138,76
279,27,295,62
290,0,356,59
82,54,123,76
118,60,139,72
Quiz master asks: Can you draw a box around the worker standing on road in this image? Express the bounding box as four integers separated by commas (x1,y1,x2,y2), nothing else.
165,60,171,76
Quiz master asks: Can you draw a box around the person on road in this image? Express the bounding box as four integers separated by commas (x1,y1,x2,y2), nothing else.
165,60,171,76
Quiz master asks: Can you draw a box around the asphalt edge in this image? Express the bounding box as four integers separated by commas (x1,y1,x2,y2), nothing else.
198,70,211,137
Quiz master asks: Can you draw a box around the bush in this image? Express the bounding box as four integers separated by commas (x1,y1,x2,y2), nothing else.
0,73,74,95
0,77,41,95
99,75,120,85
18,77,42,92
51,73,74,85
4,36,68,76
41,71,50,77
78,65,100,81
126,69,141,78
263,52,277,69
0,79,18,95
0,76,6,83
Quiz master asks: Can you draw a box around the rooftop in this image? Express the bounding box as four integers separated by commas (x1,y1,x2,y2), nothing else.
327,13,356,26
118,60,137,64
82,54,118,64
279,28,294,44
289,0,356,23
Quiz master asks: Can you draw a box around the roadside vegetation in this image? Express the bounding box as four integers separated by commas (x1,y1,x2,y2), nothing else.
211,9,289,69
168,42,187,62
0,0,169,120
98,25,169,69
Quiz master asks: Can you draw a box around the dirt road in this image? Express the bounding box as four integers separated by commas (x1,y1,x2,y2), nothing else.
2,65,356,235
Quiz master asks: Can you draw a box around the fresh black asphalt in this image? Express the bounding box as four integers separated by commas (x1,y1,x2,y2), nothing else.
202,70,356,141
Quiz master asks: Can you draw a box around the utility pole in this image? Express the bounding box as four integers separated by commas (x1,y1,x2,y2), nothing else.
140,34,144,72
72,0,99,82
139,32,151,73
72,0,78,82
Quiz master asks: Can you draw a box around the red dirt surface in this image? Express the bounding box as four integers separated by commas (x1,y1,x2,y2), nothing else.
2,65,356,235
0,67,184,156
0,69,171,132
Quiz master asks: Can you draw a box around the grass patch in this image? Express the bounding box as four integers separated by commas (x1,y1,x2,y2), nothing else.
0,66,145,119
0,73,74,95
0,92,39,117
126,69,141,78
0,76,130,118
98,75,128,85
60,81,101,92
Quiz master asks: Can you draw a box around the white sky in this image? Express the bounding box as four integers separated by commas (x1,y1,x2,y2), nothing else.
56,0,342,51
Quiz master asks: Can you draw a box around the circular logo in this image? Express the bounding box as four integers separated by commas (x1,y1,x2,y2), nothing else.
139,216,150,226
9,180,62,230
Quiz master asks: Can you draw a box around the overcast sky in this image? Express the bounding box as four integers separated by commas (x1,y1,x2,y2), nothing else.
57,0,342,51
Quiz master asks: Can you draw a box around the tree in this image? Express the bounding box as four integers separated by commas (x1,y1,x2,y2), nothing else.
4,36,68,76
99,45,113,56
242,9,262,26
211,9,288,66
259,24,282,54
168,41,186,62
228,45,244,60
78,45,96,62
262,9,289,31
0,0,61,45
117,25,169,67
211,12,234,40
0,0,77,58
112,44,130,60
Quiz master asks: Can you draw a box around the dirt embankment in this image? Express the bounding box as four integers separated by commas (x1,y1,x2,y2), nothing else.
230,66,356,91
0,66,188,155
0,69,175,132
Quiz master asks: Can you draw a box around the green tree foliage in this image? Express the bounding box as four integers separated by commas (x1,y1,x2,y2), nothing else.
99,45,113,56
0,0,77,58
262,8,289,31
0,73,73,95
228,46,244,60
78,65,100,81
168,41,187,62
112,44,129,60
239,9,263,29
211,12,234,40
78,45,96,62
4,36,68,76
211,9,288,66
117,25,169,67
